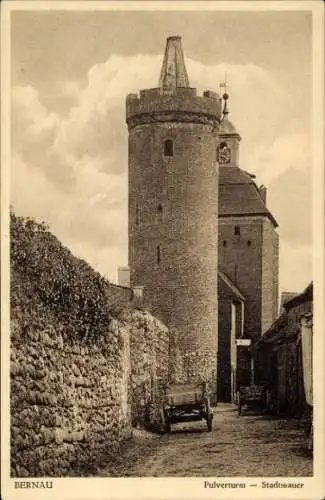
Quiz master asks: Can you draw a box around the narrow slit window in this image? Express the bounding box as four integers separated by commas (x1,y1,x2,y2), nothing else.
234,226,240,236
157,245,161,264
164,139,174,157
135,202,139,225
157,204,163,220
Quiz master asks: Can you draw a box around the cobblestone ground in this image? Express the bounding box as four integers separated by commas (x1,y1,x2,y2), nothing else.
97,404,313,477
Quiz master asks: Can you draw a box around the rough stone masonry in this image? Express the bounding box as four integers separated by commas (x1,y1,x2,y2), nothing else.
10,213,169,477
126,36,222,397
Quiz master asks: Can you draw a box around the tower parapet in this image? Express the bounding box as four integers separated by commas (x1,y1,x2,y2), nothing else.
126,88,221,130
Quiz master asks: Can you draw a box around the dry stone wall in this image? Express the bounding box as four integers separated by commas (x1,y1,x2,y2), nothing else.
10,304,132,477
10,213,170,477
11,297,170,477
128,310,169,431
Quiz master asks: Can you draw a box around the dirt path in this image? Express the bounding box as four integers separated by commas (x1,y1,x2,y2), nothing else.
97,404,312,477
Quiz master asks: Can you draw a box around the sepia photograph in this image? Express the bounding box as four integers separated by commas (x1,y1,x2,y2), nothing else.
1,1,324,499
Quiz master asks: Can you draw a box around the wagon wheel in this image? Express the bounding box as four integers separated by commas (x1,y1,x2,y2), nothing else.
164,411,171,433
159,408,166,433
205,399,213,432
160,409,170,433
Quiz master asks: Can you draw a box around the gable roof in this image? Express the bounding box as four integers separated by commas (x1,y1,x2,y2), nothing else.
219,166,278,227
251,282,313,353
280,292,299,312
250,311,288,352
283,282,313,311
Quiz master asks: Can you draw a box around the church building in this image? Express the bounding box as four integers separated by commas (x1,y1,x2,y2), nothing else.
217,93,279,402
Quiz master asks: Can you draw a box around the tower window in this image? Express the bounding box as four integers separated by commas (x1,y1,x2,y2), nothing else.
157,204,163,221
247,240,252,247
234,226,240,236
223,240,227,247
164,139,174,157
157,245,161,264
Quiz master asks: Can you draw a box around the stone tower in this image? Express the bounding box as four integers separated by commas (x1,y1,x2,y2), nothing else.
126,36,221,393
217,93,279,395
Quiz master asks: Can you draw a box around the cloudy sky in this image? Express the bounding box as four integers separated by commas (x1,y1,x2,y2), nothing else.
10,8,312,295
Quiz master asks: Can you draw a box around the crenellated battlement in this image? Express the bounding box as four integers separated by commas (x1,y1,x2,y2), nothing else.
126,87,222,129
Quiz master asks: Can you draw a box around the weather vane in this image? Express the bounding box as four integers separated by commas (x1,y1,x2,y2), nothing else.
219,73,229,119
219,72,228,93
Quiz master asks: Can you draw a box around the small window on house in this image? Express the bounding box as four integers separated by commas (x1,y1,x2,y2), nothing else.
247,240,252,247
157,245,161,264
164,139,174,157
234,226,240,236
223,240,227,247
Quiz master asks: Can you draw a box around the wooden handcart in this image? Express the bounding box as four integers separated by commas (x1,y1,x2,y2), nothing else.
238,385,266,416
161,382,213,433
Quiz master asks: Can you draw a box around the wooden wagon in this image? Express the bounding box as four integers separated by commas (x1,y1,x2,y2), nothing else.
238,385,266,416
161,382,213,433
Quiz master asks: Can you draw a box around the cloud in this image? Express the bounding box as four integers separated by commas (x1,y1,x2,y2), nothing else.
11,53,311,287
61,80,81,98
279,239,312,294
11,152,127,282
268,166,312,246
245,132,311,185
12,86,60,168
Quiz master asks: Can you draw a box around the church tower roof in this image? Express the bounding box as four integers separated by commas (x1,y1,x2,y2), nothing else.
158,36,190,93
219,91,241,139
219,166,278,227
217,90,278,227
219,115,240,136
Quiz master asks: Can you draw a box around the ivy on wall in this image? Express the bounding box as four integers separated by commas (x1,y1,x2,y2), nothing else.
10,211,122,343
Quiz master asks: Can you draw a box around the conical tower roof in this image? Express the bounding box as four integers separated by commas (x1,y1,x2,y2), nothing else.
158,36,190,93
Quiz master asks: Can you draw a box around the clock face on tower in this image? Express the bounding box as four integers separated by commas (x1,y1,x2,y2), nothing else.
217,142,231,164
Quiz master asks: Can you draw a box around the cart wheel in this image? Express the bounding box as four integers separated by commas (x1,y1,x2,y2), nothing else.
163,411,171,433
159,409,166,433
205,399,213,431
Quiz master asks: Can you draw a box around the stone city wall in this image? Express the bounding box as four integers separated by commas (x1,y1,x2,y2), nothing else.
128,310,169,431
11,303,170,477
10,213,170,477
10,307,131,477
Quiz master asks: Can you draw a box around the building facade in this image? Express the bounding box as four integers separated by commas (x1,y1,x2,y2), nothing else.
251,282,313,416
217,95,279,400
